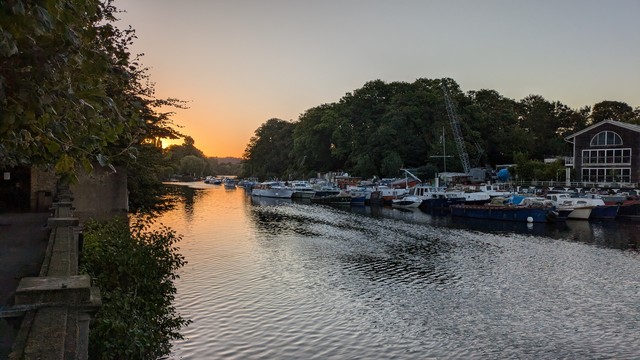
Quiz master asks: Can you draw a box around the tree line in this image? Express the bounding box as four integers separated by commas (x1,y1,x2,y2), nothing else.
242,78,639,181
161,136,242,180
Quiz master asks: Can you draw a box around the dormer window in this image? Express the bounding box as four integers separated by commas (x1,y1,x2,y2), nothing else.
590,131,622,146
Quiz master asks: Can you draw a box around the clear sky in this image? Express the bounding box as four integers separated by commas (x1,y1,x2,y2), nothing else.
113,0,639,158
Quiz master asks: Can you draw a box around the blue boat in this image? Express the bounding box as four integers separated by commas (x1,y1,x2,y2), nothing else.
450,204,555,223
421,195,466,209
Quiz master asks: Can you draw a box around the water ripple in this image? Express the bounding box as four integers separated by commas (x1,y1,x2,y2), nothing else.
162,186,640,359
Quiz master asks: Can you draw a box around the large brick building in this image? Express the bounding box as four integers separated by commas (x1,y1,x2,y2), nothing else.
565,120,640,186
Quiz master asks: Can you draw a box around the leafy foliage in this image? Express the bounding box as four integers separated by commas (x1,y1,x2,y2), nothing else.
242,118,294,179
81,216,189,360
179,155,205,177
0,0,184,181
162,137,242,178
126,144,176,214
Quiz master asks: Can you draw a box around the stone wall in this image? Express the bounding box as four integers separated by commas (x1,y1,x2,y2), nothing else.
70,165,129,222
29,166,57,212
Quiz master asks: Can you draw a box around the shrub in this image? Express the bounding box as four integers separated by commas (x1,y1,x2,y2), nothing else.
81,215,189,359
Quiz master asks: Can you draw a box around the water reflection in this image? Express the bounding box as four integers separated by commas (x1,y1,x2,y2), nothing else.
164,182,210,220
555,219,640,250
246,189,640,251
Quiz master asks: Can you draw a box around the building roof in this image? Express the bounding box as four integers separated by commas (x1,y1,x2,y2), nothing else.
565,119,640,141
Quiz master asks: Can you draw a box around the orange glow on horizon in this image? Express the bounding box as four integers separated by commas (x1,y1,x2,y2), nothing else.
159,106,254,159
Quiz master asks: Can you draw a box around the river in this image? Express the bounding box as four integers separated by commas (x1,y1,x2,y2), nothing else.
161,182,640,359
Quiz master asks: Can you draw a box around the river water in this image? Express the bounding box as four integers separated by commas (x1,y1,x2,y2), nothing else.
162,183,640,359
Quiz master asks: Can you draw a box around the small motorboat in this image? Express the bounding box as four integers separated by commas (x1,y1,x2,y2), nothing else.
391,195,422,209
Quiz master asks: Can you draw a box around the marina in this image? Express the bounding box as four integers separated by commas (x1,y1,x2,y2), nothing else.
162,182,640,359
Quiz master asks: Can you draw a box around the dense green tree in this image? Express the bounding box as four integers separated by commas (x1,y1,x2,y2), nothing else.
517,95,569,159
127,144,175,213
291,104,342,175
242,118,294,179
165,136,206,161
332,80,391,172
1,0,114,172
207,159,242,177
380,151,403,177
0,0,184,189
179,155,205,177
590,100,636,124
467,89,524,166
554,103,589,138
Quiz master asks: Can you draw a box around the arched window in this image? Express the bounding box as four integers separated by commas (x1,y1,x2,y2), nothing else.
590,131,622,146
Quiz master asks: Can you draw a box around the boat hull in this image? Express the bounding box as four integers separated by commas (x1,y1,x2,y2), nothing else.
617,202,640,219
350,195,366,206
310,195,352,205
251,188,294,198
391,196,422,209
292,190,315,199
450,204,552,223
420,197,465,209
565,206,593,220
589,205,619,220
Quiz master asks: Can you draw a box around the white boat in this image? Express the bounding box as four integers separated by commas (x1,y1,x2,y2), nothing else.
474,183,513,198
391,195,422,209
455,190,491,205
545,193,594,220
289,180,316,199
408,184,465,209
251,181,294,198
223,178,236,189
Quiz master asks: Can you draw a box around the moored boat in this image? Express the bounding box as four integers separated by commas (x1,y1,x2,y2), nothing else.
223,177,236,189
391,195,422,209
289,180,316,199
369,185,408,205
589,204,619,220
560,205,593,220
545,193,595,220
457,190,491,205
617,198,640,219
310,191,352,205
450,197,555,223
251,181,294,198
407,184,465,209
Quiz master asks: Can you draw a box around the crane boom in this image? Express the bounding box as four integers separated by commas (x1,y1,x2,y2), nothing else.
441,83,471,174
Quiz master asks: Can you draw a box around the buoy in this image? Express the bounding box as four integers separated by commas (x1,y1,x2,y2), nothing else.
526,216,533,223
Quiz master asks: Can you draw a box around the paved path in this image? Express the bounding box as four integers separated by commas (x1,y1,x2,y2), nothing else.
0,212,50,357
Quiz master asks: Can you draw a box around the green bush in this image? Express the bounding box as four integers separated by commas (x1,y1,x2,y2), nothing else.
81,216,190,359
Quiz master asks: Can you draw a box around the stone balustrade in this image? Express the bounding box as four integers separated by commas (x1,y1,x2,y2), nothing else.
8,190,101,360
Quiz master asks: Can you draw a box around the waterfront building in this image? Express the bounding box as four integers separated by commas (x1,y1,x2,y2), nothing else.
564,120,640,187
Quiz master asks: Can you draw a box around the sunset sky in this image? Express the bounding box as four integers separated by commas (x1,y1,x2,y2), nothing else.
113,0,639,158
